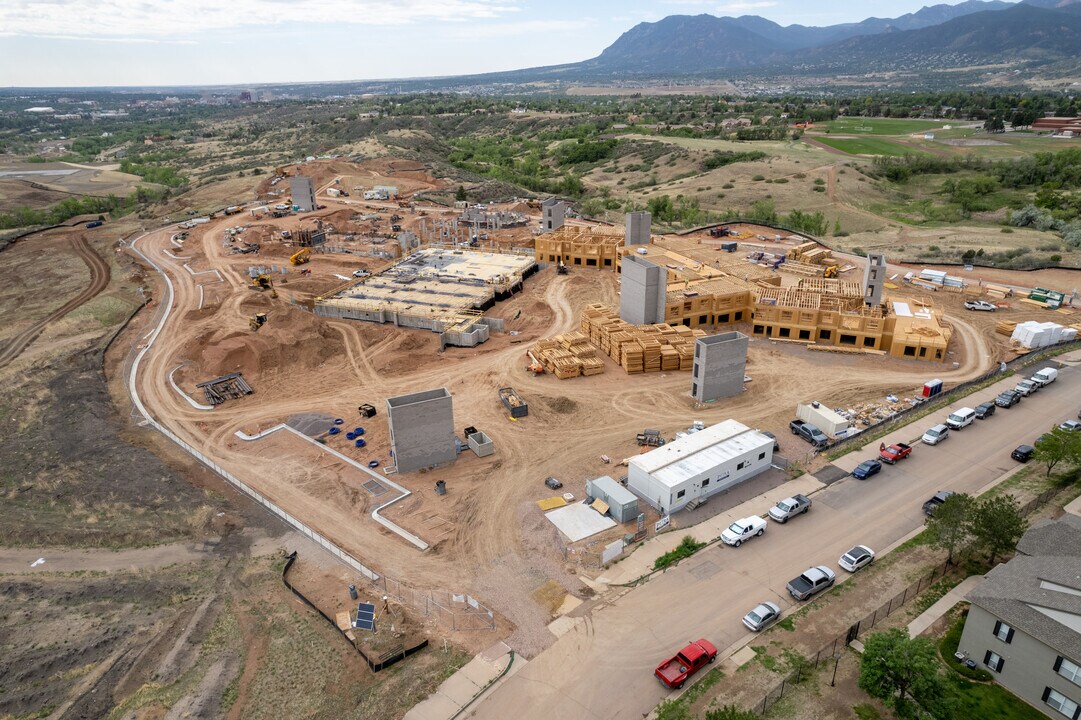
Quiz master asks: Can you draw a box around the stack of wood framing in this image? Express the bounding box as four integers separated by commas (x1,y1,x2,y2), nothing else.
579,305,707,375
983,283,1013,300
995,320,1017,336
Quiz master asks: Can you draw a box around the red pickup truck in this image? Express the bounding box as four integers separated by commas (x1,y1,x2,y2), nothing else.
879,442,912,464
655,639,717,689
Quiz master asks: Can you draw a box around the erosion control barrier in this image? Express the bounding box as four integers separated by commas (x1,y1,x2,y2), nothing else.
281,550,428,672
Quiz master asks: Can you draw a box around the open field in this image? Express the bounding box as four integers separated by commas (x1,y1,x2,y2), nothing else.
816,136,927,157
819,118,958,135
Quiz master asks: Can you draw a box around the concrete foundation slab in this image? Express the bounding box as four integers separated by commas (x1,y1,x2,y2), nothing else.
545,503,617,542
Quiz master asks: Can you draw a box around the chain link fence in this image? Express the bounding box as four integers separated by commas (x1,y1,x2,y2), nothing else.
370,576,496,631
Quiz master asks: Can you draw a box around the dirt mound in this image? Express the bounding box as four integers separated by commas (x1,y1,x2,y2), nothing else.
542,396,578,414
190,309,344,378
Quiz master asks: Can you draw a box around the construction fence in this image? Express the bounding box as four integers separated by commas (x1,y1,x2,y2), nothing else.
282,551,428,672
822,337,1081,458
371,575,496,631
751,483,1063,715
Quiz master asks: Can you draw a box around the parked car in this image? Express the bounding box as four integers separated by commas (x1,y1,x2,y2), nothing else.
838,545,876,572
654,639,717,689
922,424,950,445
879,442,912,464
964,300,997,311
790,419,828,447
767,494,811,523
1015,379,1040,397
787,566,837,601
742,601,782,632
1059,420,1081,433
1011,445,1035,463
946,407,976,431
544,476,563,490
922,491,955,515
995,390,1021,408
720,516,767,547
852,459,883,480
1031,368,1058,386
974,402,996,419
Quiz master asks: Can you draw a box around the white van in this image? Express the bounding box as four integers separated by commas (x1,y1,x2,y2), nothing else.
1031,368,1058,386
946,407,976,431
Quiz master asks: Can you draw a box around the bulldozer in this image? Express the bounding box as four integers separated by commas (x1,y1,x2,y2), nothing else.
249,313,268,331
290,247,311,265
250,274,278,298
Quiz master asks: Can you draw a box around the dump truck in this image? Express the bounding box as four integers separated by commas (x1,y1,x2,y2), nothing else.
636,429,665,447
498,387,528,418
655,639,717,689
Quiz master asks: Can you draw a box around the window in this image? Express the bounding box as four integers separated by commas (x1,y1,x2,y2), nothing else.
903,346,916,357
984,651,1004,673
798,329,811,340
1057,657,1081,686
719,313,730,323
863,336,876,348
603,258,612,267
699,315,708,324
734,311,743,321
586,258,597,267
695,344,701,358
919,347,927,358
839,334,857,346
702,478,710,487
737,461,746,470
819,329,832,340
753,324,765,335
692,383,698,395
758,452,766,460
778,327,791,338
993,621,1014,643
676,490,686,499
1042,688,1080,718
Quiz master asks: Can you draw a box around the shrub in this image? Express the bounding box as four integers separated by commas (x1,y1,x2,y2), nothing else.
1050,254,1063,263
752,175,766,181
653,535,707,570
773,178,789,184
722,183,734,189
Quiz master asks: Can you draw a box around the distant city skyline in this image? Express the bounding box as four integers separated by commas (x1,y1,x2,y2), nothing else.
0,0,1025,87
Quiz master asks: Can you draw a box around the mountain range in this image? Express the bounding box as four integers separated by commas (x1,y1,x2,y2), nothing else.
575,0,1081,76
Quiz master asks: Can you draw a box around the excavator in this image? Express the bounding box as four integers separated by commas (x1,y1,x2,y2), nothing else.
823,265,839,279
250,274,278,298
290,247,311,265
249,313,268,331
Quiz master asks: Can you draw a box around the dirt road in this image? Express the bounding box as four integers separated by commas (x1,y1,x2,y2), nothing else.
0,233,110,367
0,542,216,574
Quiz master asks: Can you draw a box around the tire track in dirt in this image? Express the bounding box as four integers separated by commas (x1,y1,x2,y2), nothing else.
0,233,110,368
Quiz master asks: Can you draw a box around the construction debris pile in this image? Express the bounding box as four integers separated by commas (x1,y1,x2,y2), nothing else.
530,331,605,379
582,304,706,375
196,373,254,405
835,395,925,429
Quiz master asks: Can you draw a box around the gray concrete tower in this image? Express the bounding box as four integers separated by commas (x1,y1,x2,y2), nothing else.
289,176,316,212
691,331,748,402
541,198,565,232
864,253,887,306
386,388,456,473
625,211,651,246
620,254,667,325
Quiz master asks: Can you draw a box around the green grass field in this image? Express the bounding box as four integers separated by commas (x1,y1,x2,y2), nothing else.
816,136,925,157
820,118,949,135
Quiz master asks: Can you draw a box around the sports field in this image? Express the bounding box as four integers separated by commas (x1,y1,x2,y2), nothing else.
820,117,948,135
816,136,925,156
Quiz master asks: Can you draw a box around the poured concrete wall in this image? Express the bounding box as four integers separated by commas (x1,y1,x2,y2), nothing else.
625,211,651,246
691,331,748,402
864,254,887,306
542,198,565,232
467,431,494,457
387,388,456,473
620,254,667,325
289,176,316,212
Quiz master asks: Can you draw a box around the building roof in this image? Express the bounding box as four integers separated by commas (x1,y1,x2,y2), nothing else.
588,475,638,506
1017,514,1081,558
628,420,773,488
965,516,1081,662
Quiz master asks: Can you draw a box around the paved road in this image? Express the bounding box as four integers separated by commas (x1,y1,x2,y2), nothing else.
470,359,1081,720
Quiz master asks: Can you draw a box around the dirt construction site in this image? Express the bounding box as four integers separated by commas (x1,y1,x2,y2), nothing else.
120,158,1081,660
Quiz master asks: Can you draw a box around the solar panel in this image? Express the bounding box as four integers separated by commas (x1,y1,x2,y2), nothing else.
354,602,376,631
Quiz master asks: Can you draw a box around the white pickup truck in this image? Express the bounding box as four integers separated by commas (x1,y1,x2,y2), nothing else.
720,516,767,547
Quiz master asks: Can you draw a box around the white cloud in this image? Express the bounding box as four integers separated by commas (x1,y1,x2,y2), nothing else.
0,0,522,37
444,18,591,39
713,1,778,10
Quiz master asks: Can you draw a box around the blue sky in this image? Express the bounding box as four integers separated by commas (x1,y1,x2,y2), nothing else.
0,0,1017,88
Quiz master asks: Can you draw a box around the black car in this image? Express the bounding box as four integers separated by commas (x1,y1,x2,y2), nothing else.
995,390,1021,408
544,476,563,490
974,402,996,419
852,459,883,480
1011,445,1035,463
762,431,780,452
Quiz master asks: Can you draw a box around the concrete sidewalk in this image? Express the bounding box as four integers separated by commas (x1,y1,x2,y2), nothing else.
596,474,825,586
404,642,519,720
908,575,984,638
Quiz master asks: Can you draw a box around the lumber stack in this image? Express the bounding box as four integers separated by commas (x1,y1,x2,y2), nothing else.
995,320,1017,336
984,283,1012,300
540,304,709,378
